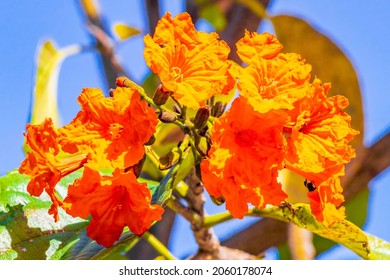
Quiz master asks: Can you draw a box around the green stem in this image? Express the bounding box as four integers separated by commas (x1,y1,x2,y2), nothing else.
203,211,234,228
203,208,258,228
142,231,177,260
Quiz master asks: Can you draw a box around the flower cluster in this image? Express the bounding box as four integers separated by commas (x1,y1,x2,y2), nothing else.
20,11,358,249
201,31,358,226
144,12,235,109
19,81,164,247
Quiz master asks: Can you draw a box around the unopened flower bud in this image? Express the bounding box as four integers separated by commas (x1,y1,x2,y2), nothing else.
145,134,156,146
194,106,210,129
153,85,172,106
158,110,177,123
124,155,146,178
173,103,182,115
116,76,132,88
211,101,227,117
211,195,225,206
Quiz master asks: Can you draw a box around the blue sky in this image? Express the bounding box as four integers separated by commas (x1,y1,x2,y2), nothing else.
0,0,389,260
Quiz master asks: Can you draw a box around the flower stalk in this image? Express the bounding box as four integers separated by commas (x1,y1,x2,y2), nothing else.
142,231,177,260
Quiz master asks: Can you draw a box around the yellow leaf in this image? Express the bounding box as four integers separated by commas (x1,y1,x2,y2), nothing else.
30,40,80,127
271,15,364,146
80,0,99,19
113,23,141,40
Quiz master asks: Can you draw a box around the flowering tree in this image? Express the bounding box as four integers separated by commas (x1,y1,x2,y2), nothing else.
1,0,390,260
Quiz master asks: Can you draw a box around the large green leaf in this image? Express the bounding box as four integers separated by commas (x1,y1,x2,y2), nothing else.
252,203,389,260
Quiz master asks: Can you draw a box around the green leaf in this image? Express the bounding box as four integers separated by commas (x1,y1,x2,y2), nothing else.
271,15,364,146
0,204,87,260
252,203,389,259
312,188,370,255
30,40,81,128
152,137,193,205
367,234,390,260
112,23,141,41
152,166,176,206
0,169,87,260
172,146,194,188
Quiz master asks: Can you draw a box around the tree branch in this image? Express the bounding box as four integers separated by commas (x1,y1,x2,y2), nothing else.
78,0,127,90
145,0,160,35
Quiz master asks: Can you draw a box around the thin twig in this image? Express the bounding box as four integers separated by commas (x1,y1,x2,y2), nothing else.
78,0,128,89
142,231,177,260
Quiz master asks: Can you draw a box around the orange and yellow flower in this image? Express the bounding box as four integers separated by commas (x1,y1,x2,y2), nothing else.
201,97,288,218
284,79,358,186
237,31,312,114
144,12,234,109
307,175,346,227
202,31,358,226
19,80,161,245
282,79,358,225
58,86,157,170
19,118,87,221
64,166,164,247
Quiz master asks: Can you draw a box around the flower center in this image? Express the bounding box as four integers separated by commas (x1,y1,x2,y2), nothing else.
108,123,124,140
235,129,257,148
170,66,183,83
259,78,279,99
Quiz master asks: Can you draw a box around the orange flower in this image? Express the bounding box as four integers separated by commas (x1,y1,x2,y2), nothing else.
144,12,234,109
64,166,164,247
284,79,358,186
236,31,312,114
200,97,287,218
19,118,87,221
282,79,358,225
59,85,157,170
236,30,283,62
234,31,357,226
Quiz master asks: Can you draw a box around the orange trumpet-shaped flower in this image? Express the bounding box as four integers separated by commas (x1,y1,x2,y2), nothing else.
19,118,87,221
64,167,164,247
144,12,234,109
284,79,359,186
236,30,283,62
201,97,288,218
58,86,157,170
282,79,358,225
237,31,312,114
